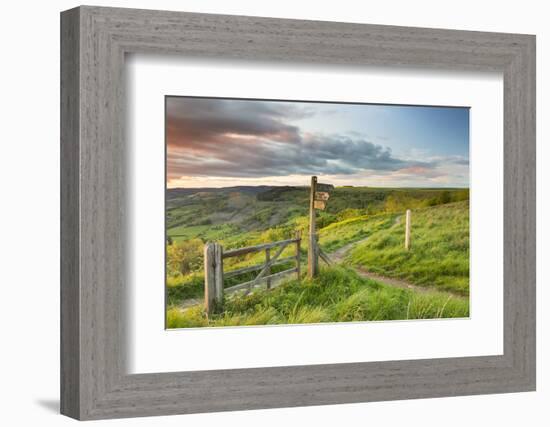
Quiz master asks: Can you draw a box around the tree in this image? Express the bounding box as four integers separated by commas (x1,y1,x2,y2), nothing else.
166,239,204,276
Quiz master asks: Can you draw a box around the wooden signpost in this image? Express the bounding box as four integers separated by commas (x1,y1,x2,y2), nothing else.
316,183,334,192
313,200,326,210
308,176,333,278
315,191,330,201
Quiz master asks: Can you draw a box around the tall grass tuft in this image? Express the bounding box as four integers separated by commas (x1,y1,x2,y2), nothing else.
346,201,469,295
166,266,468,329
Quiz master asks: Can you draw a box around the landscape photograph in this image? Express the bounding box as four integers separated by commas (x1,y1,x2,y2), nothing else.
165,96,470,329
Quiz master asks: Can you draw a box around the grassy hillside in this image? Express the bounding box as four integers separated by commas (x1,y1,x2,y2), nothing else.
318,212,399,252
166,186,468,243
165,185,470,326
345,201,469,295
167,266,468,328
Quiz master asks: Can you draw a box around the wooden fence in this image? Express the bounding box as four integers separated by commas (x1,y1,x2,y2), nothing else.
204,232,302,315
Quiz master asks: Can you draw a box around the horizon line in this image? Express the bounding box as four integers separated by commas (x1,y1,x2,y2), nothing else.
167,185,470,190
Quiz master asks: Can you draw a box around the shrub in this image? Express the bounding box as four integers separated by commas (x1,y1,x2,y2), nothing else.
166,238,203,276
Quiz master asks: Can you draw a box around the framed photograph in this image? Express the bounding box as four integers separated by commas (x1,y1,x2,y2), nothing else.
164,96,471,329
61,6,536,420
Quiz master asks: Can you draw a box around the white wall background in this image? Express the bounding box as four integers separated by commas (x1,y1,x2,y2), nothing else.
0,0,546,425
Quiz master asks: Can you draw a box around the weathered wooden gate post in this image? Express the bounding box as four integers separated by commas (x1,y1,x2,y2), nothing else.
405,209,411,250
308,176,319,278
265,248,271,289
204,242,216,316
204,242,223,316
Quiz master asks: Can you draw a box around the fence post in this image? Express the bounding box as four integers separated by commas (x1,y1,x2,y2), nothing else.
204,242,216,316
214,243,224,306
265,248,271,289
405,209,411,250
315,233,320,266
295,230,301,280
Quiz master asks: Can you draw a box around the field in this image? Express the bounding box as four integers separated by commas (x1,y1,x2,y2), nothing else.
166,185,469,328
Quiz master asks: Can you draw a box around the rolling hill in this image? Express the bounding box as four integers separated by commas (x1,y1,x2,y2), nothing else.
165,185,470,327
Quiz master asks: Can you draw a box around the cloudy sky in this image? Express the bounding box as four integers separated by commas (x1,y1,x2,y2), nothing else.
166,97,469,188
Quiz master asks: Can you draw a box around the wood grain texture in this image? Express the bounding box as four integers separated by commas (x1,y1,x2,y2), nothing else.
60,6,536,420
295,231,301,280
60,7,80,419
308,176,318,278
265,248,271,289
223,255,296,278
214,244,224,302
223,238,298,257
204,243,216,315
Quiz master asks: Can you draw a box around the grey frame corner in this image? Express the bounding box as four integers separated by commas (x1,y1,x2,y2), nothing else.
61,5,536,420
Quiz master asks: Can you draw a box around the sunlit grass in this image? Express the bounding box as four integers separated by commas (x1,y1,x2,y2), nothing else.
166,266,468,328
346,201,469,295
165,188,470,328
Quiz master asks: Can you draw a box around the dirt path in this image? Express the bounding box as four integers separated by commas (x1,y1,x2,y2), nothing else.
330,240,458,295
349,266,434,294
329,213,402,263
327,216,465,298
328,236,422,287
330,238,367,263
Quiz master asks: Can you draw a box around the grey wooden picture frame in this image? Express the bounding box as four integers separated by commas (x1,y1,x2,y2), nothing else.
60,5,536,421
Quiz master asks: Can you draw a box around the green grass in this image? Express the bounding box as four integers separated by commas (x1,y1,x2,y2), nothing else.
346,201,469,295
319,212,398,252
166,272,204,304
168,223,238,242
165,186,470,327
166,266,469,328
166,246,301,303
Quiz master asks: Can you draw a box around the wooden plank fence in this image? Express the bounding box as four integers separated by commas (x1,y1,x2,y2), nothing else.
204,231,302,315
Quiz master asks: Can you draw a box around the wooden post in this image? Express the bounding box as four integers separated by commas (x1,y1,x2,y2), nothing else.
405,209,411,250
204,242,216,316
265,248,271,289
295,230,301,280
308,176,318,278
314,233,325,266
214,243,224,306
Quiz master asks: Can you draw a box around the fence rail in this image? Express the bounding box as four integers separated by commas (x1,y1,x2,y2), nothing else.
222,237,299,258
204,232,302,315
225,267,299,293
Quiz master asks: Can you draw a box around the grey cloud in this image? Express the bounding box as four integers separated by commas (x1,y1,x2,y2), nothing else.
166,97,435,179
167,98,313,146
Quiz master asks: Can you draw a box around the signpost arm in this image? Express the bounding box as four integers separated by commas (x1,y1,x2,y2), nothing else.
308,176,318,278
